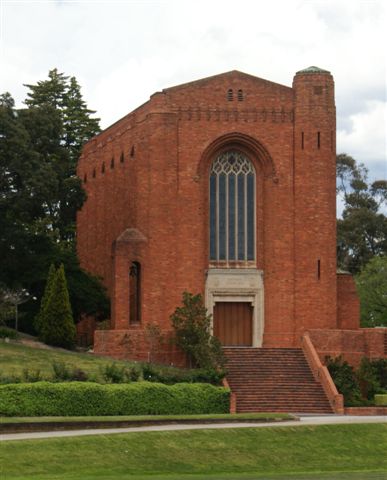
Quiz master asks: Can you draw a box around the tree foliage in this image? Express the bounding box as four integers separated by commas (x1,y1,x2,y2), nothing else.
34,264,56,333
355,256,387,327
0,71,108,334
39,264,76,348
336,153,387,274
171,292,225,370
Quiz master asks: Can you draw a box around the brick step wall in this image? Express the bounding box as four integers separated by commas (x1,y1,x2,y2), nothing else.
224,347,334,414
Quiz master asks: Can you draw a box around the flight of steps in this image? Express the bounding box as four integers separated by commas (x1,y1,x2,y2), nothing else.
224,347,334,414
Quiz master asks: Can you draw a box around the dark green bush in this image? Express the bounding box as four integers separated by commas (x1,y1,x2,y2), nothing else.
101,363,140,383
326,355,387,406
22,369,43,382
52,361,88,382
0,381,230,416
357,357,386,400
0,372,22,384
326,356,363,406
0,327,20,339
142,364,225,385
368,358,387,390
171,292,225,369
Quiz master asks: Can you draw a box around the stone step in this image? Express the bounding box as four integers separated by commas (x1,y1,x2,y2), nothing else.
224,347,333,414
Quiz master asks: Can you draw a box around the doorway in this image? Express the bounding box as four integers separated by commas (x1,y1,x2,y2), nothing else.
213,302,253,346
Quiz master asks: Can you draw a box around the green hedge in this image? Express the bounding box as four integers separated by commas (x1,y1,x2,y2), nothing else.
0,381,230,417
374,394,387,406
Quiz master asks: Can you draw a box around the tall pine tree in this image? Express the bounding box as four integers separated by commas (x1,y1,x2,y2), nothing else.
40,264,76,348
24,69,100,171
34,264,56,334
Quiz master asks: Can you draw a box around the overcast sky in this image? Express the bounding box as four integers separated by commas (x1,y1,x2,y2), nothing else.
1,0,386,183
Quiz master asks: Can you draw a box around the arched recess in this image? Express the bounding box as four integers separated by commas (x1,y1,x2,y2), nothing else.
198,132,277,181
199,133,273,348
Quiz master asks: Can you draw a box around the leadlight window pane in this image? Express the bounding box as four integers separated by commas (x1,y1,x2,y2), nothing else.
247,172,255,260
219,173,226,260
209,151,255,264
237,173,245,260
228,174,236,260
210,173,217,260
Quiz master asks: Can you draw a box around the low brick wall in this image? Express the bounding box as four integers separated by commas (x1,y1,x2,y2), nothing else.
307,328,387,367
301,333,344,414
94,329,186,366
344,407,387,416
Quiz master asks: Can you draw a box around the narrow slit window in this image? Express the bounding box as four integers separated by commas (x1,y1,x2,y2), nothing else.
317,259,321,279
83,174,87,183
130,145,135,157
301,132,304,150
92,168,96,178
129,262,141,324
101,162,105,174
120,152,124,163
110,157,114,169
317,132,321,149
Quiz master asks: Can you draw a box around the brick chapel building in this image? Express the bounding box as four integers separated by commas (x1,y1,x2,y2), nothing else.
77,67,386,376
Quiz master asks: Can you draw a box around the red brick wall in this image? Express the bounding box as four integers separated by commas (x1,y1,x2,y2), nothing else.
76,316,97,347
77,70,340,362
308,328,387,367
337,273,360,329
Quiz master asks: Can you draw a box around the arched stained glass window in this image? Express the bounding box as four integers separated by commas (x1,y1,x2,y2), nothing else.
210,151,255,263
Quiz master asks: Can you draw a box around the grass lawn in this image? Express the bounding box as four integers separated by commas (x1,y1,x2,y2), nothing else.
1,412,293,424
1,423,386,479
0,341,135,379
0,341,186,382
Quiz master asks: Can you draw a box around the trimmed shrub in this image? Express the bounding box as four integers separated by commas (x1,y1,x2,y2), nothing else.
0,381,230,416
374,394,387,406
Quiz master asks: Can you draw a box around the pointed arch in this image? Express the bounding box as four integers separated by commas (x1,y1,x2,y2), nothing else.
198,132,277,181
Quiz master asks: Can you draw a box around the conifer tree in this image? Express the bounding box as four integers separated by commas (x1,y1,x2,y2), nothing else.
34,264,56,334
40,264,76,348
24,69,100,170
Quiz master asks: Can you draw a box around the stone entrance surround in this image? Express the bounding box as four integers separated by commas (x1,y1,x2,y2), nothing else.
205,269,264,347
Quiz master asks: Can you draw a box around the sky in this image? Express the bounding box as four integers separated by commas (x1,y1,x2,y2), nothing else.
0,0,386,185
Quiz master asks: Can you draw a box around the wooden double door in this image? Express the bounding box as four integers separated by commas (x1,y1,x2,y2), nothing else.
213,302,253,346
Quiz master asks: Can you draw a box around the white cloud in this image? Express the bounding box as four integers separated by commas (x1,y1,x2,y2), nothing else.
337,100,387,180
0,0,385,179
